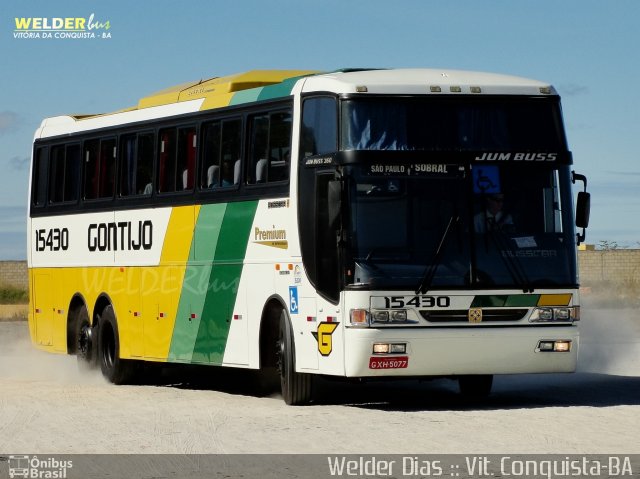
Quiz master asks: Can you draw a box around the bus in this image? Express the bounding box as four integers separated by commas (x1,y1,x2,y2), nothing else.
27,68,590,404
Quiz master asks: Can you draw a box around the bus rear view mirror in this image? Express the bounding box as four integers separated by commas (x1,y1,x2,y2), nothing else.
576,191,590,229
572,171,590,244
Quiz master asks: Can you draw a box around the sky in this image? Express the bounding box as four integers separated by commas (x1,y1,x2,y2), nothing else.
1,0,639,259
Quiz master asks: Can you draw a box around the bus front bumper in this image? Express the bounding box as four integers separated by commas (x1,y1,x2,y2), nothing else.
343,325,579,378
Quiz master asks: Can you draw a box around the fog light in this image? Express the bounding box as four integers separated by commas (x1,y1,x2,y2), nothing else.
373,343,390,354
554,340,571,352
373,343,407,354
537,340,572,352
350,309,370,326
538,341,555,351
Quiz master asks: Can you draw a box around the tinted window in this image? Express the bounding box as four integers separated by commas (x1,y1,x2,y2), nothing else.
32,147,48,206
119,133,154,196
49,144,80,204
247,110,292,184
201,119,241,189
301,96,337,158
84,138,116,200
158,127,196,193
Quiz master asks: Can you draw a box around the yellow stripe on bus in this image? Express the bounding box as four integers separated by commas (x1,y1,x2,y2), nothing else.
537,294,572,306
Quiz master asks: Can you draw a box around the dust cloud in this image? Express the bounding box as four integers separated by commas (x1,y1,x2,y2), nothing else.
577,299,640,376
0,321,105,385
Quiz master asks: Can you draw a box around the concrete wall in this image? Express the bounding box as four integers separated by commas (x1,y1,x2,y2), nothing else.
577,249,640,284
0,261,28,289
2,252,640,289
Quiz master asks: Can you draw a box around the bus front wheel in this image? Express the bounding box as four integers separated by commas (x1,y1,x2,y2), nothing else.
277,310,312,405
98,304,136,385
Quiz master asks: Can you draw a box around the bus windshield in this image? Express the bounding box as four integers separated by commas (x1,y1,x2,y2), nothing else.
342,96,565,151
345,162,577,290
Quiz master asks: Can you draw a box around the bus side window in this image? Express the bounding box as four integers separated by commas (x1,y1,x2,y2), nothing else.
158,128,177,193
268,111,292,182
49,144,80,204
136,134,154,195
201,121,221,188
247,114,269,185
247,110,292,185
300,96,337,159
32,147,48,207
200,120,239,190
222,119,241,186
85,139,116,200
83,139,100,199
99,139,116,198
119,133,154,197
178,127,196,190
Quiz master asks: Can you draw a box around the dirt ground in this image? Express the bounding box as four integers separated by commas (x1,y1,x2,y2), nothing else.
0,303,639,455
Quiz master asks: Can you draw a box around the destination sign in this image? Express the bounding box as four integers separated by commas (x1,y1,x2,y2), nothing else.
366,163,464,177
302,150,573,168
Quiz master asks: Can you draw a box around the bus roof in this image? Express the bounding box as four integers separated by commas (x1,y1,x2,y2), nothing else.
35,68,556,138
303,68,556,96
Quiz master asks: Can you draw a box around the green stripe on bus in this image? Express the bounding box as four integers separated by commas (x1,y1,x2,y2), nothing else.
256,77,300,101
168,203,227,361
471,294,539,308
229,88,264,106
191,200,258,364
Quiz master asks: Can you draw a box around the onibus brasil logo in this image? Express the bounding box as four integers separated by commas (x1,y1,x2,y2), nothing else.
13,14,111,39
8,455,72,478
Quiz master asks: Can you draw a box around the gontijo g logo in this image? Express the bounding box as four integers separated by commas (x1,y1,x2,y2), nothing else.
13,14,111,39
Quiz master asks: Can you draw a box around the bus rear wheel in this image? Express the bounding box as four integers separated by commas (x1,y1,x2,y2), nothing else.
76,305,97,370
277,310,312,405
98,304,136,385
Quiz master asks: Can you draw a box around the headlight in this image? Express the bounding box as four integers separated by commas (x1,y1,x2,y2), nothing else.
390,310,407,322
350,309,413,327
371,310,389,323
530,306,579,323
371,309,408,324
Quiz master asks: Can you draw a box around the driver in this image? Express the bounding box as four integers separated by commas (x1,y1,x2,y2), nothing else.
474,194,514,232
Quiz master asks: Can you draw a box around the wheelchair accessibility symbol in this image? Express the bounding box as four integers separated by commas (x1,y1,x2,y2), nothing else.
289,286,299,314
473,165,501,194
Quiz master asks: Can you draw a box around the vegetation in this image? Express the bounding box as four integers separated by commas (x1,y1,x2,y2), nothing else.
0,284,28,304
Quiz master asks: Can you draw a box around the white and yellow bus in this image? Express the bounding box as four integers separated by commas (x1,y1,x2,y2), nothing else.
28,68,590,404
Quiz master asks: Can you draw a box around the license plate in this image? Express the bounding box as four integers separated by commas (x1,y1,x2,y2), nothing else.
368,356,409,369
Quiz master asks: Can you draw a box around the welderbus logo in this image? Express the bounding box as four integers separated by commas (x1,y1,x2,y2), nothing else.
13,14,111,40
8,455,72,478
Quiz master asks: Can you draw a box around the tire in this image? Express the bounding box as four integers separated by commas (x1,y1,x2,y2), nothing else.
458,374,493,400
277,310,312,405
98,304,136,385
76,304,97,370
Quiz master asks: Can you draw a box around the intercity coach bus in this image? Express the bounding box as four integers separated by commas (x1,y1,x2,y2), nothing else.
27,68,590,404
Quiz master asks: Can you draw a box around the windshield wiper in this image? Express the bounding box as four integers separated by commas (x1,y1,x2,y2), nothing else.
416,215,459,295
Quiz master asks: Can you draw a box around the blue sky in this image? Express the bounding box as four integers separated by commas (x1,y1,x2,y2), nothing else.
1,0,639,259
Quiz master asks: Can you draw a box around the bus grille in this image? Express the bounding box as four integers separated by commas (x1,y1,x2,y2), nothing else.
419,309,528,323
